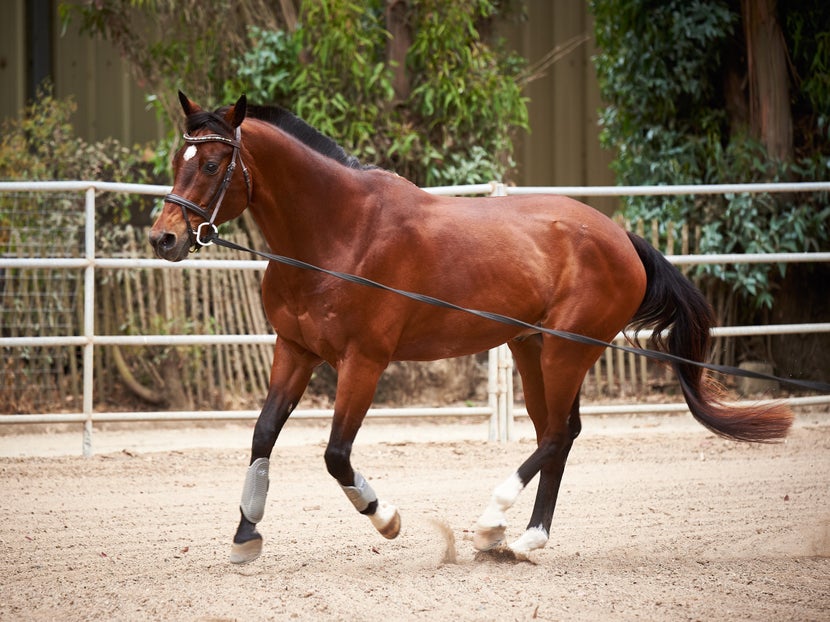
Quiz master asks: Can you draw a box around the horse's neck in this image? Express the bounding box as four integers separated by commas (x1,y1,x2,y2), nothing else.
244,121,365,258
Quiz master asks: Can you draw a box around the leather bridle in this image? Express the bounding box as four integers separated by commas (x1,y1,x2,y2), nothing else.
164,126,252,250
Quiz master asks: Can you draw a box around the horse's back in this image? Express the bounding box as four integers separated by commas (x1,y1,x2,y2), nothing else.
445,193,647,339
361,183,648,355
405,190,646,303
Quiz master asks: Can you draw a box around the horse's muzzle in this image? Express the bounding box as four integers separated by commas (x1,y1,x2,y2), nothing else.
148,228,189,261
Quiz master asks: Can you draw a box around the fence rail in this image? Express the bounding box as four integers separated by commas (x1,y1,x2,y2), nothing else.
2,180,829,455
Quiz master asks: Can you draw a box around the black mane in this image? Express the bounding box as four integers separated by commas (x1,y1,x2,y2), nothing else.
186,103,370,170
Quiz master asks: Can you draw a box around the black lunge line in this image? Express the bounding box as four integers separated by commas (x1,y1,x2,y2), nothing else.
207,232,830,394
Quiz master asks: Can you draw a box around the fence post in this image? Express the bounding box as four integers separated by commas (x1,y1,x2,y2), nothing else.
487,348,498,440
82,187,95,457
488,182,515,442
499,344,514,441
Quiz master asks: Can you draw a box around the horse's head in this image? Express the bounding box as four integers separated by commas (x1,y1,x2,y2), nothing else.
149,92,251,261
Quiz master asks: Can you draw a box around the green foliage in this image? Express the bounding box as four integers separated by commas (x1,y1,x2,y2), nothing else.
288,2,395,156
591,0,830,309
229,28,302,108
697,137,830,308
225,0,528,186
593,0,735,126
403,1,528,184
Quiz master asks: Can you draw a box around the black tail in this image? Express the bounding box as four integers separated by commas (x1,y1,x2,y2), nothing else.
626,233,792,442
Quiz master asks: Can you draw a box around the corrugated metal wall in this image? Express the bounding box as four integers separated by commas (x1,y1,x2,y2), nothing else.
0,0,163,145
503,0,617,213
1,0,616,212
52,5,164,144
0,0,27,122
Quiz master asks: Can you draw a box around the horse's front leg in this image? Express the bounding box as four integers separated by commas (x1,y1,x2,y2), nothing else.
230,339,319,564
324,355,401,539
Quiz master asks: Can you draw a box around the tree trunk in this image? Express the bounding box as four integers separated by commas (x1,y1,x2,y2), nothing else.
385,0,412,103
278,0,299,31
722,33,749,133
741,0,793,162
160,352,192,411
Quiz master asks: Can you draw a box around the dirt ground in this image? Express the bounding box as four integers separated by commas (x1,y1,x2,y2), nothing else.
1,412,828,622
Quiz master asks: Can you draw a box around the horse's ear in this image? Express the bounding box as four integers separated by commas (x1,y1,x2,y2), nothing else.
225,94,247,129
178,91,202,117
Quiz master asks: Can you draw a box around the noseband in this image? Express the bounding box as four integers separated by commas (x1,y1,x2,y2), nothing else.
164,127,252,249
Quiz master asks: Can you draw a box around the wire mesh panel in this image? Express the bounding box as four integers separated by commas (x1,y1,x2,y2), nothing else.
1,193,85,413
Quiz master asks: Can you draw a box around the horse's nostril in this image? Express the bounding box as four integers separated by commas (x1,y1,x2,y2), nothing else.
159,233,177,250
149,230,178,254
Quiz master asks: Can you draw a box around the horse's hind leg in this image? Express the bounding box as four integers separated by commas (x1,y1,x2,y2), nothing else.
230,339,319,564
473,335,551,551
473,336,593,555
473,441,559,552
510,393,581,555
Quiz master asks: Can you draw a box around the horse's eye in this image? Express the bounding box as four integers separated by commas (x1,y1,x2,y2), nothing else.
203,161,220,175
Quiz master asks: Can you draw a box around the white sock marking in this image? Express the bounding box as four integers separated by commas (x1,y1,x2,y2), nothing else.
509,526,549,556
476,472,524,529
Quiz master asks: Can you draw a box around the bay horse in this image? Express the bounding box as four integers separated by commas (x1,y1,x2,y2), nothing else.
149,93,793,564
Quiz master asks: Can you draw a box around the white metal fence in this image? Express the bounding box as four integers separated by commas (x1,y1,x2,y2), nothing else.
2,180,829,455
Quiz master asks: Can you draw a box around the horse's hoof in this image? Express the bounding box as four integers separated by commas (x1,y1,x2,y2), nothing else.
472,524,506,551
370,502,401,539
509,526,548,556
379,508,401,539
230,536,263,564
474,545,535,565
